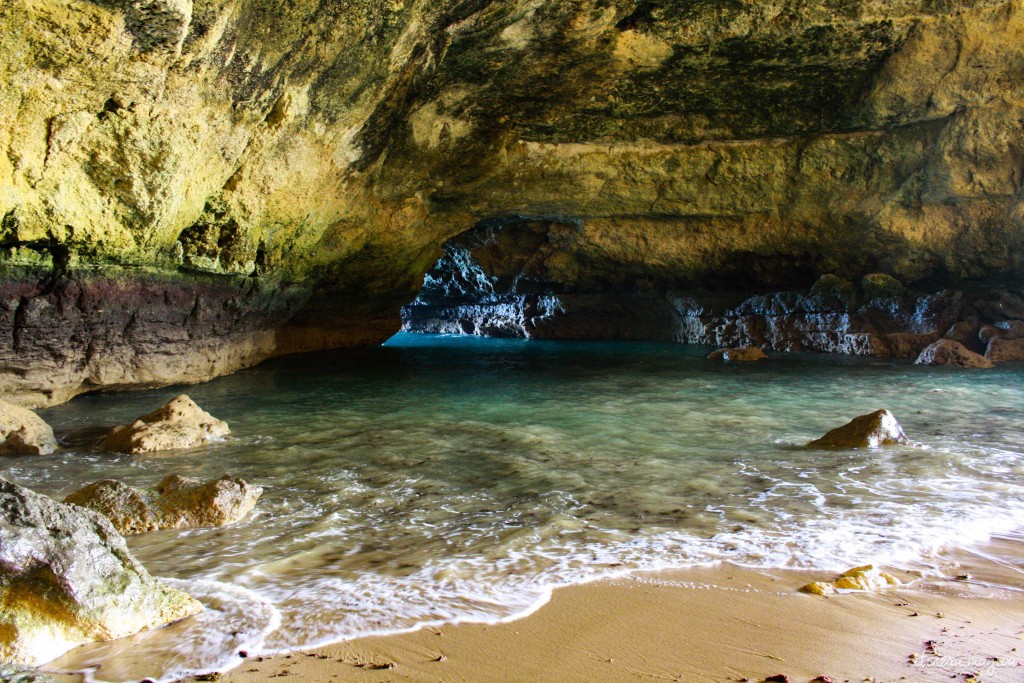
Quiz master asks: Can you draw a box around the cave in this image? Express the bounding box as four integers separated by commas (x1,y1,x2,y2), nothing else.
2,0,1023,680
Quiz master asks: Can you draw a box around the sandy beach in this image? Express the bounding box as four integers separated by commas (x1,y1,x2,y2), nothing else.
218,536,1024,683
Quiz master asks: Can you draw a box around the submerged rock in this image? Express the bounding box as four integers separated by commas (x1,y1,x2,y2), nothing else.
0,400,57,455
100,395,230,454
801,565,902,596
807,409,909,449
707,347,767,362
0,477,202,666
65,474,262,535
915,339,994,369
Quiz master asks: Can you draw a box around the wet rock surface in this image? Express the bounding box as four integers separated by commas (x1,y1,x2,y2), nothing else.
807,410,909,450
986,336,1024,362
0,269,312,407
0,477,202,666
100,394,230,454
405,232,1007,362
915,339,994,369
707,347,767,363
0,400,56,455
65,474,263,535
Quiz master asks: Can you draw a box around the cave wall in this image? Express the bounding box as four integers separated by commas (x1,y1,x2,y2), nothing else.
1,0,1023,403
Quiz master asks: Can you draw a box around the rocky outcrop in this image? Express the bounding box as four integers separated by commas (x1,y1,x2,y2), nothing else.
65,474,262,535
915,339,994,368
807,409,909,449
404,231,973,357
100,394,229,454
708,347,767,363
0,269,316,407
943,317,986,354
0,477,202,666
801,565,902,596
3,1,1024,402
986,337,1024,362
0,400,56,455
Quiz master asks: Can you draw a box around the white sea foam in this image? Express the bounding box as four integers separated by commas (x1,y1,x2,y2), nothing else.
45,580,280,683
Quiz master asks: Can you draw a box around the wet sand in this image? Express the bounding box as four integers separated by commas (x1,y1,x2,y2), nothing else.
219,536,1024,683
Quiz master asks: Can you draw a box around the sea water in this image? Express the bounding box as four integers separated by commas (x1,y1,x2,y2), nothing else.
4,334,1024,681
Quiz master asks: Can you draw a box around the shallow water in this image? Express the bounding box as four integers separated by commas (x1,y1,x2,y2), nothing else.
4,334,1024,682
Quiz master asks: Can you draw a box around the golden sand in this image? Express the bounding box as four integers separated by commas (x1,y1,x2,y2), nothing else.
220,538,1024,683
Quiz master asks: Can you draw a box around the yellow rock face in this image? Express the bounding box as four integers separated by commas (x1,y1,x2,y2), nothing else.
1,0,1022,401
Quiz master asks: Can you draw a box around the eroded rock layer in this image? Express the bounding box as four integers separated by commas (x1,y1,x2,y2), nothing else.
3,0,1023,402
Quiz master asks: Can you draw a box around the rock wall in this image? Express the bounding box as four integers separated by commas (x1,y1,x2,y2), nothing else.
401,220,1024,359
2,0,1023,403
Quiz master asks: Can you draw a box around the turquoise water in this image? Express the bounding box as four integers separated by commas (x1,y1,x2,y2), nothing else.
4,334,1024,681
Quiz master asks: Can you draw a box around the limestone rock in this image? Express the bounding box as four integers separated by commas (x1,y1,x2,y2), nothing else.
915,339,994,368
976,292,1024,322
986,337,1024,362
2,1,1024,402
979,324,1004,344
63,479,161,535
943,317,985,354
860,273,906,300
707,347,767,362
0,476,202,666
995,320,1024,339
0,400,57,455
65,474,262,535
100,395,229,454
802,565,902,596
807,410,909,449
152,474,262,529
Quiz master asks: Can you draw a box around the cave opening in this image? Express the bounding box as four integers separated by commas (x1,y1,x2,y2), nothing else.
400,217,572,339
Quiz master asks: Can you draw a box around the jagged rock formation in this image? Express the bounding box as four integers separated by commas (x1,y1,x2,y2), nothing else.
402,226,1018,358
65,474,262,535
3,1,1023,402
101,394,229,453
0,477,202,666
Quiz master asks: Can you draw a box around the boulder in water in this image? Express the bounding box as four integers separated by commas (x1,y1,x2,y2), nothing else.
801,565,901,595
0,477,202,666
65,474,262,535
915,339,993,368
0,400,57,455
100,395,229,454
807,409,909,449
707,346,767,362
986,337,1024,362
